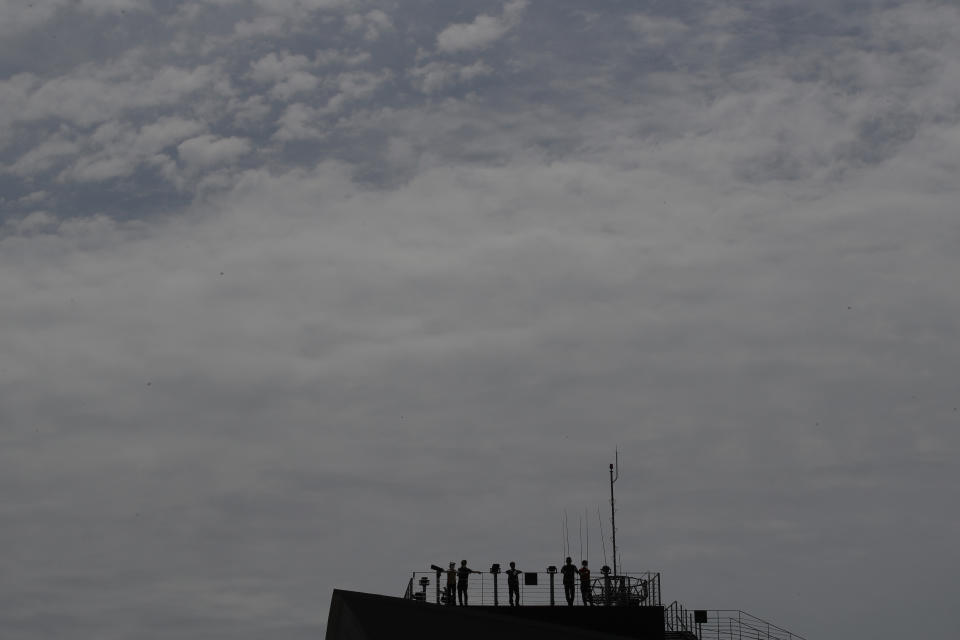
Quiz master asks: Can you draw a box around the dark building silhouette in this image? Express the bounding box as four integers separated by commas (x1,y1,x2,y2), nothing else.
325,570,804,640
326,589,669,640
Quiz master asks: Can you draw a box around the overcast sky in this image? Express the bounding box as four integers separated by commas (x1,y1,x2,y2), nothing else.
2,1,959,638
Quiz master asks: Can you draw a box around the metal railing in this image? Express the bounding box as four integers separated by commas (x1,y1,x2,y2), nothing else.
693,610,807,640
665,600,697,635
404,570,662,608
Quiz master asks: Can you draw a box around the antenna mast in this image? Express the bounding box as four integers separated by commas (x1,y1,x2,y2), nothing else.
609,449,619,575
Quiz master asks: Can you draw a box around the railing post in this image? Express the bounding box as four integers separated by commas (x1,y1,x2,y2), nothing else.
548,567,557,606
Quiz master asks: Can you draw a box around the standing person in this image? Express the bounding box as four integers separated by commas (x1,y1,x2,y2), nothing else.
457,560,475,606
505,562,522,606
445,562,457,606
560,557,577,606
579,560,593,605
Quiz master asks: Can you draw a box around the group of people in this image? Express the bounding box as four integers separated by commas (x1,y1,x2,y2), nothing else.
560,557,594,607
442,557,594,607
444,560,520,607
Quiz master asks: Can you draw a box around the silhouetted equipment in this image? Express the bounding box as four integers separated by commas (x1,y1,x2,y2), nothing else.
430,565,444,604
413,576,430,602
695,609,708,637
601,566,615,607
490,564,501,606
547,565,557,606
524,572,538,585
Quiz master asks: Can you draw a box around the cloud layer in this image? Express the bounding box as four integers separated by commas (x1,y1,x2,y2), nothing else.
2,2,959,639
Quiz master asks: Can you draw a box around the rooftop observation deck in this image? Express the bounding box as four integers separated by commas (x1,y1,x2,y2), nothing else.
405,569,662,608
395,569,807,640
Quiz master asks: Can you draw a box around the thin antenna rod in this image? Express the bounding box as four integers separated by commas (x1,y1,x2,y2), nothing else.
610,448,619,575
585,507,589,564
578,515,583,562
597,507,608,567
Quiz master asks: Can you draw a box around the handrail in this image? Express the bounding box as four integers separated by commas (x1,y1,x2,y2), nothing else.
406,570,662,607
703,610,804,638
687,609,807,640
664,600,696,634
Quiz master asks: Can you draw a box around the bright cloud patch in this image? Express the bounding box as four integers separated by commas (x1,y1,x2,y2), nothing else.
177,134,251,168
436,0,528,53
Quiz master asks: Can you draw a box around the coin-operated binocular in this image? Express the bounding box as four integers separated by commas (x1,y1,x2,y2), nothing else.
489,563,502,605
429,564,446,604
546,565,558,606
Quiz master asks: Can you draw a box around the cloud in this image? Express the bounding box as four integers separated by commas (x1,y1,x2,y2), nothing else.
177,135,251,169
5,134,79,177
408,60,493,94
3,3,960,640
57,117,206,183
315,49,371,67
0,0,150,37
230,95,272,128
344,9,394,42
249,52,319,100
627,13,689,47
323,69,391,113
5,210,58,234
249,52,312,84
0,62,224,130
272,103,324,141
436,0,528,53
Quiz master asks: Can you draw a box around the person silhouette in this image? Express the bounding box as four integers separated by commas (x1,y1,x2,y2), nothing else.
579,560,593,605
560,557,577,606
457,560,475,606
505,562,522,606
445,562,457,606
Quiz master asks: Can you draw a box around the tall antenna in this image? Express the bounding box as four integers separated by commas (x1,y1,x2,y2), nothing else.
609,448,619,575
